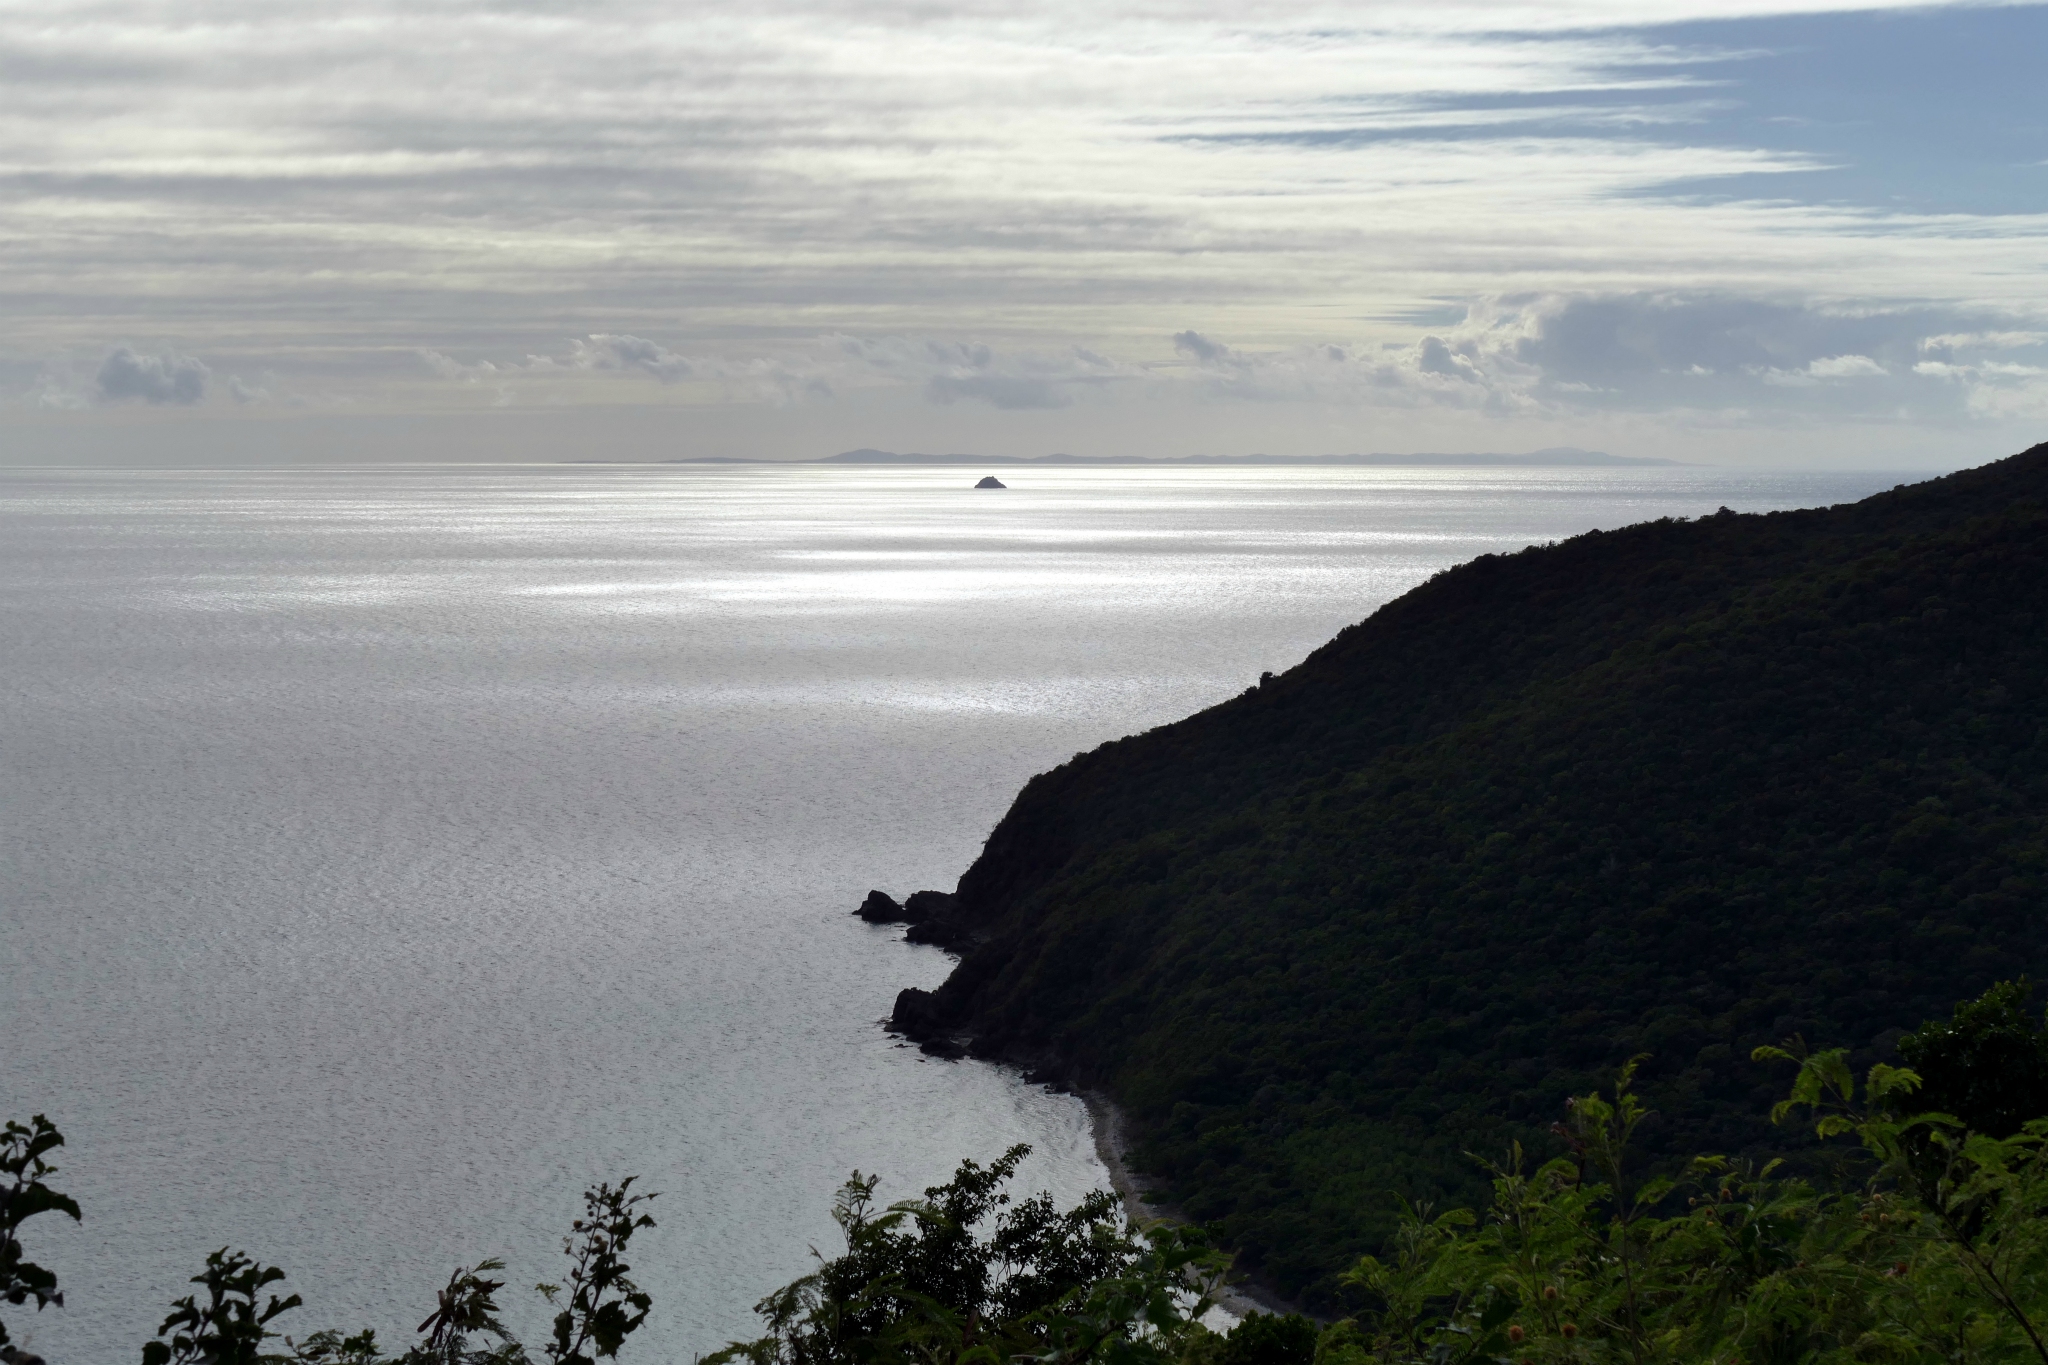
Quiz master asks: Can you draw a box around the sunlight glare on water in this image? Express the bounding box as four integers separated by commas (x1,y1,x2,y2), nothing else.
0,461,1910,1362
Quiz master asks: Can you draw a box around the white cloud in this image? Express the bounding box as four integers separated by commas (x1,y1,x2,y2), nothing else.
0,0,2039,381
418,350,501,383
1806,354,1886,378
5,0,2042,458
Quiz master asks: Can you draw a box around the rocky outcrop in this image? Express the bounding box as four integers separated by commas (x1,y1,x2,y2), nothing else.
904,918,965,947
891,986,944,1035
890,986,967,1058
901,890,968,948
855,889,909,923
975,476,1006,489
856,888,969,947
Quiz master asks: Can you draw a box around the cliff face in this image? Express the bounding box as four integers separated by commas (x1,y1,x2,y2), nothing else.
893,443,2048,1306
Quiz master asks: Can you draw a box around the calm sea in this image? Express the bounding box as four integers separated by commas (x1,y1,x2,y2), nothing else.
0,462,1914,1362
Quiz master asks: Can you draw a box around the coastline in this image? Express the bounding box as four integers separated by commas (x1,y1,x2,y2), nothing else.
882,915,1307,1319
1077,1090,1308,1322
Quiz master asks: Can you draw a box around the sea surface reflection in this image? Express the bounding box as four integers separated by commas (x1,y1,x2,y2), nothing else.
0,462,1910,1361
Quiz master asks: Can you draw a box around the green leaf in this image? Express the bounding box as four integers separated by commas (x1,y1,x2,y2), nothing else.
1867,1063,1923,1101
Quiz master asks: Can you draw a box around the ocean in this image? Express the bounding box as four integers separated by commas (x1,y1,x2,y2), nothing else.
0,461,1915,1362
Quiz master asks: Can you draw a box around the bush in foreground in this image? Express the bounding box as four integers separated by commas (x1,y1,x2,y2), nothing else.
15,983,2048,1364
1327,1043,2048,1361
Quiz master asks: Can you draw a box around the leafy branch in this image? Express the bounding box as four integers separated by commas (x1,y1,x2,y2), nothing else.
1,1115,81,1360
538,1180,657,1365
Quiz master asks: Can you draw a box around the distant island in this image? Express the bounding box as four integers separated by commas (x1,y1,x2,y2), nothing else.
659,447,1686,468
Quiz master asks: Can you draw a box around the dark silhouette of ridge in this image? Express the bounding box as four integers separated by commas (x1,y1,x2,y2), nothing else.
888,442,2048,1308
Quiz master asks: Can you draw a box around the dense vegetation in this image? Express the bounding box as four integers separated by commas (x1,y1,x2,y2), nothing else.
891,443,2048,1305
21,986,2048,1364
0,1117,1221,1365
703,1148,1225,1365
1322,1026,2048,1364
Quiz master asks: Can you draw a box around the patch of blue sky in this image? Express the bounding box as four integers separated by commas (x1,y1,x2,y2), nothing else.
1180,5,2047,220
1610,3,2048,217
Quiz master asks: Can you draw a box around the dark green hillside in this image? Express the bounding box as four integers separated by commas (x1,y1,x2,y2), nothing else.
891,442,2048,1308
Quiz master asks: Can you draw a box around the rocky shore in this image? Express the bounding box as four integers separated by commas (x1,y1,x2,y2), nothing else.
858,887,1303,1318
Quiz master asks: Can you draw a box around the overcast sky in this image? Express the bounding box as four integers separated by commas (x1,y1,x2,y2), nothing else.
4,0,2044,465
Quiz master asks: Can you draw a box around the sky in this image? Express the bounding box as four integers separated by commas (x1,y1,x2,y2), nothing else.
3,0,2045,466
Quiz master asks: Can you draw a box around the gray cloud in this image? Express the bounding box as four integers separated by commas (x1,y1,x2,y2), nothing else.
378,299,2046,440
3,0,2042,468
1512,295,1915,384
407,331,1136,411
925,372,1070,409
415,334,695,400
4,5,2034,385
569,334,692,382
1497,294,2046,419
1155,296,2048,424
417,349,498,382
94,347,208,405
819,334,1138,409
1415,336,1481,380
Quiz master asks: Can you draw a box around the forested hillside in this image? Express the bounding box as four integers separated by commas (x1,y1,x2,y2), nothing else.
890,442,2048,1309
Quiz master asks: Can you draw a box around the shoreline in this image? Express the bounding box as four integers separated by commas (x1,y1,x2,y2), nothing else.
1077,1090,1307,1322
882,928,1306,1320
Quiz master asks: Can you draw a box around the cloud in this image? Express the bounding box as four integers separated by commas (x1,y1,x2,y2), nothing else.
925,373,1070,409
1806,354,1886,379
1416,336,1483,381
827,334,1136,409
94,347,208,406
2,0,2040,428
1153,295,2048,424
568,334,692,382
418,336,690,404
406,332,1138,411
418,349,500,383
422,335,693,388
0,0,2042,471
1507,295,1906,382
387,299,2044,432
1477,293,2048,419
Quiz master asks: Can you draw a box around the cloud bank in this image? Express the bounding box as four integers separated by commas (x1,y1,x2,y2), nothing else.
1,0,2042,460
1164,295,2048,423
378,297,2046,434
